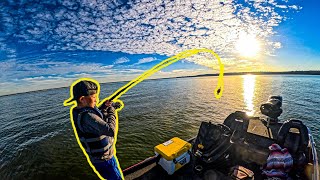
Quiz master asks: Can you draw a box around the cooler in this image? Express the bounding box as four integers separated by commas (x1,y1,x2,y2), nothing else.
154,137,192,175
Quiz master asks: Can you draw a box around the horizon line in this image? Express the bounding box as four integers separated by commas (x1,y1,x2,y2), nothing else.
1,70,320,97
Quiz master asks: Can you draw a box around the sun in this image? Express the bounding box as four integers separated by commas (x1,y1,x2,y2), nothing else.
236,33,260,57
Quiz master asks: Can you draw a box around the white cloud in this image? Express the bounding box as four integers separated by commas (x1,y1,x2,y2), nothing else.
134,57,157,65
118,69,145,73
114,57,130,64
0,58,121,82
274,42,282,49
151,69,210,80
102,65,114,68
172,69,184,73
0,65,147,96
289,5,302,11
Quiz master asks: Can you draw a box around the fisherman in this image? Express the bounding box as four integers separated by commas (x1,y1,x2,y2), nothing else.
65,79,123,180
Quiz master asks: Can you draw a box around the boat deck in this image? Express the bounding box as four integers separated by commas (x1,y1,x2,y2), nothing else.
124,155,230,180
124,151,267,180
124,117,317,180
247,118,280,139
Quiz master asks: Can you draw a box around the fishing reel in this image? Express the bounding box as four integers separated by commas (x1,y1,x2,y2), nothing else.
99,101,122,110
111,102,122,109
260,96,283,121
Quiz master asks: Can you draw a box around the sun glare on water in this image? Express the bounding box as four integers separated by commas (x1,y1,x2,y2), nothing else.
243,74,256,116
236,33,261,58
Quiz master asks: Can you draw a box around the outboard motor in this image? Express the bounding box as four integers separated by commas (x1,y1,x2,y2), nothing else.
260,95,283,123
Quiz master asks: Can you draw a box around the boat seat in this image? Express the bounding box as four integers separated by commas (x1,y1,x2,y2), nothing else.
277,119,309,178
282,131,300,155
277,119,309,159
224,111,249,131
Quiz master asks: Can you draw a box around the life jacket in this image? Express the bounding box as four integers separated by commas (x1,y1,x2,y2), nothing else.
73,107,114,158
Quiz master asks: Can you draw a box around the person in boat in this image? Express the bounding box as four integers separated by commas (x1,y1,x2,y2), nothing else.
66,79,123,180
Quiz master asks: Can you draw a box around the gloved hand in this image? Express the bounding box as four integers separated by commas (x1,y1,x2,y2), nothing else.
99,100,112,112
99,100,122,112
111,102,122,109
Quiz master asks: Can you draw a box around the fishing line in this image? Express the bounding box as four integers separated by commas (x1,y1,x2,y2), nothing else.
100,48,224,107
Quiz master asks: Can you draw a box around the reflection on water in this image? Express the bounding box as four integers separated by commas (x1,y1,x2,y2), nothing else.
243,75,256,116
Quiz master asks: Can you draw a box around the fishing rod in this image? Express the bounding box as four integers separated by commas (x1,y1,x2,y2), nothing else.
99,48,224,108
63,48,225,180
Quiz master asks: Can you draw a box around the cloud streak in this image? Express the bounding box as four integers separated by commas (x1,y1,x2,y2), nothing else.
114,57,130,64
134,57,157,65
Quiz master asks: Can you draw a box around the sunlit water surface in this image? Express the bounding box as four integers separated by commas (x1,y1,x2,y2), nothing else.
0,75,319,179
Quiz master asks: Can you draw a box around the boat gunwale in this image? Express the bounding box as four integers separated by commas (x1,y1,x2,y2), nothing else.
307,127,319,179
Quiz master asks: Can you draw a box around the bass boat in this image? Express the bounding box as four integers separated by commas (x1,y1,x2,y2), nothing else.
123,96,319,180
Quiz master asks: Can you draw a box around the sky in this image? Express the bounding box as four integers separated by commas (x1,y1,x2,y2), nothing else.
0,0,319,96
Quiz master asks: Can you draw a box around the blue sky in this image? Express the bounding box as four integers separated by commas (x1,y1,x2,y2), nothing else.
0,0,319,95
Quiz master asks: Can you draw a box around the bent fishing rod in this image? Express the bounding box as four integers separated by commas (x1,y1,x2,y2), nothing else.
98,48,224,109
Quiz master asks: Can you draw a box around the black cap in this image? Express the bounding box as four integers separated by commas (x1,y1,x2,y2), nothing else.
67,80,98,103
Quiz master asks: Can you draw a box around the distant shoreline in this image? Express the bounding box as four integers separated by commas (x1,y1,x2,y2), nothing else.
1,71,320,97
176,70,320,78
156,71,320,81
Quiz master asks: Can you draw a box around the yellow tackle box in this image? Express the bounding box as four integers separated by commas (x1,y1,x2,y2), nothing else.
154,137,192,175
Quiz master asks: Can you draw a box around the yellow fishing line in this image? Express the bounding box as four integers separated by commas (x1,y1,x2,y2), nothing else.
98,48,224,109
63,48,224,180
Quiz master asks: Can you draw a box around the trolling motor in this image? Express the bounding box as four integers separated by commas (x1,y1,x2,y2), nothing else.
260,95,283,123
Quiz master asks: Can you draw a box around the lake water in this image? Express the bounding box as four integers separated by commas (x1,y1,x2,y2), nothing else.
0,75,319,179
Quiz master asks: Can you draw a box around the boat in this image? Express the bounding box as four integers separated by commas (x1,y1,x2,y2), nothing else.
122,96,319,180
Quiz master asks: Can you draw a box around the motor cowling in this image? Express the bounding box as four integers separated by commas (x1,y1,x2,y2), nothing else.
260,96,283,120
